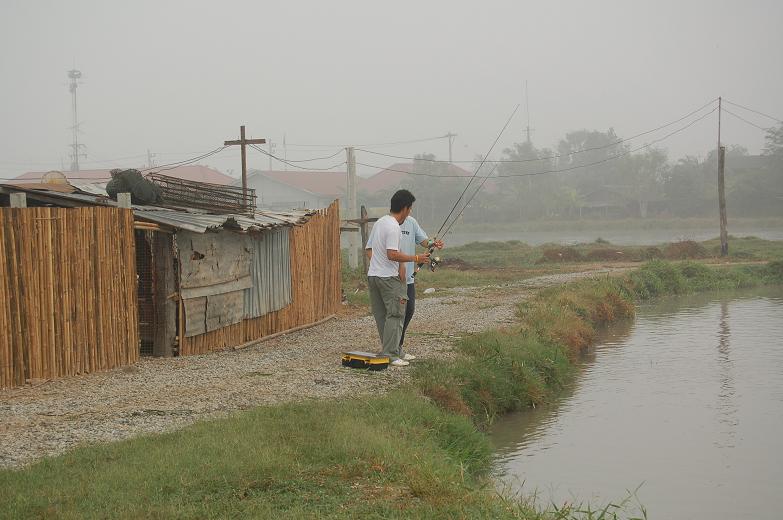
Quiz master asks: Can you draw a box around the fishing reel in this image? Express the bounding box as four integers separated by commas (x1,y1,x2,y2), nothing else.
413,239,441,277
428,254,441,272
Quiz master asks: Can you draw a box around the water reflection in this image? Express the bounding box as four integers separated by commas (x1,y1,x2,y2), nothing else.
716,300,737,449
490,287,783,520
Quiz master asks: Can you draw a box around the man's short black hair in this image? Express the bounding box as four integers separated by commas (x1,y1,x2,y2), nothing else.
390,189,416,213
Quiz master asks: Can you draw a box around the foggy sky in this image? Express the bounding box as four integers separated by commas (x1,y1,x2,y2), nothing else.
1,0,781,180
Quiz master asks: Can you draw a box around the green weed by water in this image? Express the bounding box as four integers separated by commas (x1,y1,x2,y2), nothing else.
4,260,779,519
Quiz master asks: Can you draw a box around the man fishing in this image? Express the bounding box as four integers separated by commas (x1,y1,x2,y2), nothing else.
365,189,431,367
366,192,443,366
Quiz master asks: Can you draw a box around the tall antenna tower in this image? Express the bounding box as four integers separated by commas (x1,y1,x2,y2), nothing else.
524,80,533,144
67,69,85,172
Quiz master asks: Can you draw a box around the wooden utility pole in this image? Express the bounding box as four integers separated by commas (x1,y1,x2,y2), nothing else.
267,139,275,171
360,205,369,273
445,132,457,163
346,147,359,268
224,125,266,207
717,97,729,256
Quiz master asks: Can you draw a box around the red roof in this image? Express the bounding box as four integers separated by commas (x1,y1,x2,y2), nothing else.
249,170,348,197
14,165,235,185
362,162,476,194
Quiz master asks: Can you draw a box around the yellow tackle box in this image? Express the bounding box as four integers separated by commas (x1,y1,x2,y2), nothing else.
341,351,390,371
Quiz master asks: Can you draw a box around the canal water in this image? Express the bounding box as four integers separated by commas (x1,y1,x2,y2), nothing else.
490,288,783,519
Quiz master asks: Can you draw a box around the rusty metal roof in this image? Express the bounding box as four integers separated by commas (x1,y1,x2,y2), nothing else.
133,208,311,233
0,183,314,233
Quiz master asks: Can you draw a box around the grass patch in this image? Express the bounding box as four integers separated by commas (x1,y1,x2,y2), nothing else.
0,391,539,519
444,236,783,268
4,261,780,518
451,216,783,233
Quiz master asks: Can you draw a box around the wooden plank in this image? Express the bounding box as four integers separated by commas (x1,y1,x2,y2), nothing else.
0,212,9,388
153,233,177,357
7,211,25,386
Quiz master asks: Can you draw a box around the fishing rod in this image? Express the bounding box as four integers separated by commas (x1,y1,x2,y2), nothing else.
413,105,519,277
411,163,501,277
434,104,520,240
438,161,499,239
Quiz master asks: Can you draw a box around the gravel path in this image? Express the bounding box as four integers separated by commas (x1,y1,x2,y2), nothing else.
0,267,619,469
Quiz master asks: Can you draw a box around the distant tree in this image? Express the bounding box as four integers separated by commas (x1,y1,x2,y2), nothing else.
763,123,783,159
407,153,467,229
497,141,559,219
625,148,668,218
555,129,627,190
664,156,706,217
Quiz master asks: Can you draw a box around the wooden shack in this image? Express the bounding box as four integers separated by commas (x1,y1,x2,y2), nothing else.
0,183,341,388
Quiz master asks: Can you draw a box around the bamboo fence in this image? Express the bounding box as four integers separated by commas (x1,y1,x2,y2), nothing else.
0,207,139,389
180,201,341,355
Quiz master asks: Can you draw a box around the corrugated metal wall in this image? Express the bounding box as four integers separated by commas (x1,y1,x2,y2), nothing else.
244,227,292,318
177,230,253,337
180,201,341,355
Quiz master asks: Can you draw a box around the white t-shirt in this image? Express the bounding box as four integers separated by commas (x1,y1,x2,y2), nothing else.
367,214,401,277
367,216,428,284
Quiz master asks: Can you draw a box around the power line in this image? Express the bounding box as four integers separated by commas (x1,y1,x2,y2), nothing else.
723,99,782,124
139,146,228,173
269,148,344,163
0,175,113,181
435,104,519,238
249,144,346,171
356,97,719,164
357,106,717,179
439,162,500,238
280,135,448,149
494,106,718,178
722,107,773,132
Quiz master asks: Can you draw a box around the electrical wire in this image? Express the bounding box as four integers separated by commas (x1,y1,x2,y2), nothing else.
282,135,448,149
434,104,519,238
356,97,719,164
250,144,346,171
496,106,718,178
357,106,717,179
1,148,224,182
0,176,113,181
271,148,345,163
439,162,500,238
434,107,718,238
140,146,228,173
723,99,782,124
722,108,773,132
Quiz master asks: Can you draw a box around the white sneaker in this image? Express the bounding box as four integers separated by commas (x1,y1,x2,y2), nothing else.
403,353,416,361
390,359,410,367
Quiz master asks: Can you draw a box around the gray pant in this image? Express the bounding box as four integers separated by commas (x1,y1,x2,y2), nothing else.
368,276,408,360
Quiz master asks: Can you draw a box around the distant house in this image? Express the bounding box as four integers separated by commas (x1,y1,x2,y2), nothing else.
13,165,235,186
578,187,630,218
361,162,476,196
241,169,348,210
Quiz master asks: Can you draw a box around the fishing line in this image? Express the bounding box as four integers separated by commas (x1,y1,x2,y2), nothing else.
434,104,519,239
438,162,500,239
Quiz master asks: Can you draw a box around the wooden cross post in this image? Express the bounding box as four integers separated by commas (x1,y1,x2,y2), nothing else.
224,125,266,209
359,205,369,273
341,206,378,273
